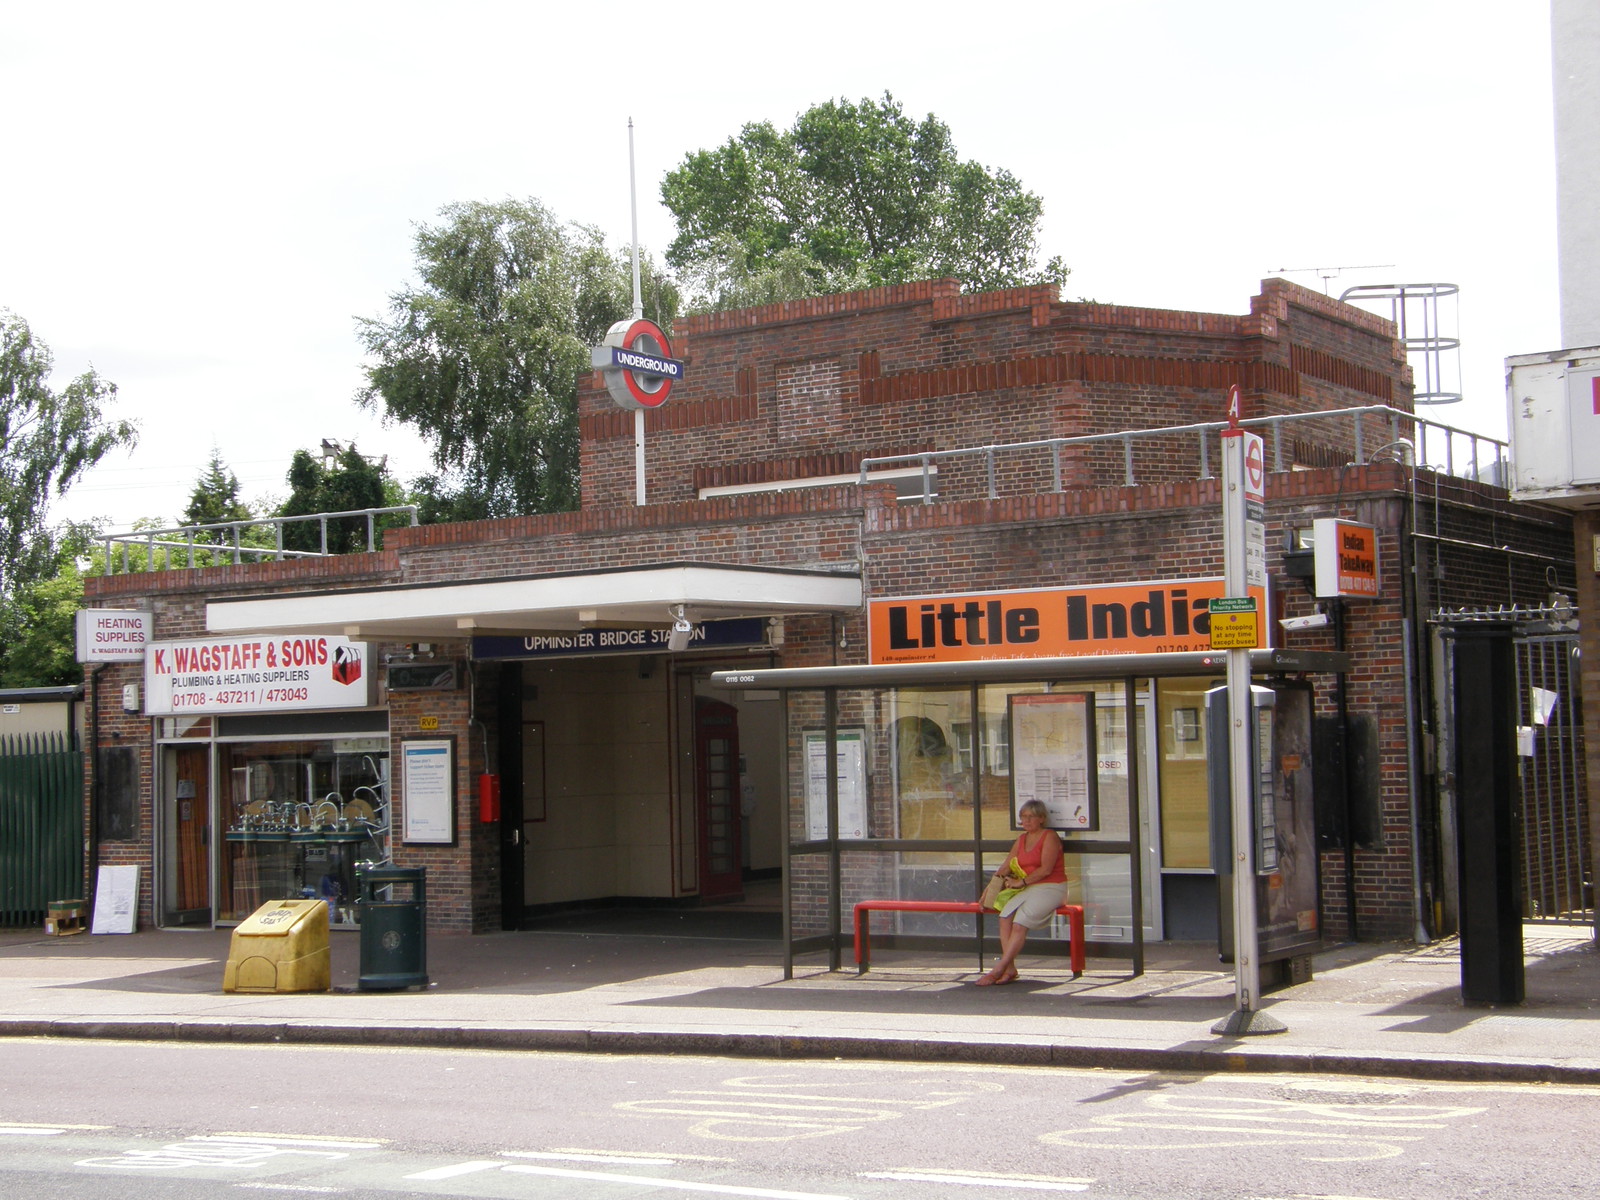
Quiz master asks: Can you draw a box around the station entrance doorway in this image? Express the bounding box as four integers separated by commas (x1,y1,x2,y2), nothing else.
494,655,783,931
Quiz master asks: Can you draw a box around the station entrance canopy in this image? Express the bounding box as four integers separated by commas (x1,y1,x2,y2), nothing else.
205,563,863,641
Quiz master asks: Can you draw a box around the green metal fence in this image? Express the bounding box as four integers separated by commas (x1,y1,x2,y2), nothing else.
0,732,84,927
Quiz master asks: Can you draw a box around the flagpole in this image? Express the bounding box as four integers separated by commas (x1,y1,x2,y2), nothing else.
629,118,645,505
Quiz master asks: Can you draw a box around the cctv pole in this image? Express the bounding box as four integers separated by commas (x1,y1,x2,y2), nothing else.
1213,386,1285,1036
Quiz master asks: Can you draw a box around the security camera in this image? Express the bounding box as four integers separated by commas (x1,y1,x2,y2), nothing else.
1279,612,1330,631
666,607,694,652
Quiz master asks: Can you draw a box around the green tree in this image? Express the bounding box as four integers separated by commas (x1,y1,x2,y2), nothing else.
277,445,403,554
662,92,1068,309
356,198,677,520
181,447,252,535
0,311,136,673
0,557,85,688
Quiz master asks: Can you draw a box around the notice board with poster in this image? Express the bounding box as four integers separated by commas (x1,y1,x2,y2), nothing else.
803,727,868,840
1008,692,1099,830
401,737,456,844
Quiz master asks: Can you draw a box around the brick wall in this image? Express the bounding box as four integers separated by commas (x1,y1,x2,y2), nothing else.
83,275,1582,946
578,277,1414,510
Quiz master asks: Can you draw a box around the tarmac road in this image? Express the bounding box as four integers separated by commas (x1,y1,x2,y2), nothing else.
3,1038,1598,1199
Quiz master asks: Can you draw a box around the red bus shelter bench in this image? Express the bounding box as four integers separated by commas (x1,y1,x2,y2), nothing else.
852,899,1086,978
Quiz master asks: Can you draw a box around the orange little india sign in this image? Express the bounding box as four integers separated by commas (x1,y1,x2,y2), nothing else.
869,579,1270,665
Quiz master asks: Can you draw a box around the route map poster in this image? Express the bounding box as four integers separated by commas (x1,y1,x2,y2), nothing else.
803,728,867,840
1008,692,1099,831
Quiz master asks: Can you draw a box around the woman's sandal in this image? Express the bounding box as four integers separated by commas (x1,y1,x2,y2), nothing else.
975,969,1006,986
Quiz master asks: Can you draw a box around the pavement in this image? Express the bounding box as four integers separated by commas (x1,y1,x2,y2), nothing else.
0,909,1596,1085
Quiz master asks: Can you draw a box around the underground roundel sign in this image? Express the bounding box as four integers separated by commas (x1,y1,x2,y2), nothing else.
591,317,684,411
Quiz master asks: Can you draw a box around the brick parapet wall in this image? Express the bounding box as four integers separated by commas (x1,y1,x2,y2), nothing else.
579,276,1415,511
85,551,401,602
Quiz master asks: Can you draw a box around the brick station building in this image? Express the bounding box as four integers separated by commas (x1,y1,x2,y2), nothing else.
82,277,1580,964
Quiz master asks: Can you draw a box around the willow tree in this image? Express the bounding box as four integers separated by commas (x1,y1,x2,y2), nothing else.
356,199,676,520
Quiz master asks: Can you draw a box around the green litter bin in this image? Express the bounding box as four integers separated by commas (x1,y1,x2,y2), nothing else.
356,866,428,991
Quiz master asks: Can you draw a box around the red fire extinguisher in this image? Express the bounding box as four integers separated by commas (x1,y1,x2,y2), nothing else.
478,774,501,823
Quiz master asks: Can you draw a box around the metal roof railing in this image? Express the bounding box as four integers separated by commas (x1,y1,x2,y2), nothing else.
98,505,419,575
859,405,1507,502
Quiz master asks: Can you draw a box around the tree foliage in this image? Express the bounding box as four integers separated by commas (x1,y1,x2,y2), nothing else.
356,198,677,520
0,310,136,602
277,445,404,555
0,312,135,684
181,448,252,535
0,557,84,688
662,92,1068,309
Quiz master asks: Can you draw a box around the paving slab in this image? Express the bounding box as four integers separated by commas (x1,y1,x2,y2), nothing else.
0,922,1595,1084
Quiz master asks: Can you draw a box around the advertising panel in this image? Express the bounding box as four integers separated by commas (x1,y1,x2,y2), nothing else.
868,578,1270,665
144,634,371,715
1312,519,1380,599
75,609,151,662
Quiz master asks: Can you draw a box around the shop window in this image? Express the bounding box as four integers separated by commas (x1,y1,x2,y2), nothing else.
158,717,212,739
218,736,390,926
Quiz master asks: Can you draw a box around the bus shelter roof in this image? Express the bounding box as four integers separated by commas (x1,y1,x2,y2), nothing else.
711,648,1349,691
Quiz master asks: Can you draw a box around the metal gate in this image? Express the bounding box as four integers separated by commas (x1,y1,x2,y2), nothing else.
0,732,84,927
1434,605,1590,925
1516,629,1589,922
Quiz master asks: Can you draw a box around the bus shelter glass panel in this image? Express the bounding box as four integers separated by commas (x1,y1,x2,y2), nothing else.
1065,852,1135,943
885,687,972,842
976,683,1045,840
889,850,986,937
787,850,832,939
1069,681,1133,840
1156,676,1214,870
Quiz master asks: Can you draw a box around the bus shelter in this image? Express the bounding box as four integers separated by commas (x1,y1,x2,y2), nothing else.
712,649,1348,979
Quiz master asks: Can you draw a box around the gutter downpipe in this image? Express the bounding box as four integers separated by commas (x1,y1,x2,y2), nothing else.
1334,598,1358,941
86,664,103,915
1402,614,1429,944
1398,469,1431,945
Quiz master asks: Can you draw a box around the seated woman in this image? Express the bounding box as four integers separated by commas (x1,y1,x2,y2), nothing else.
978,798,1068,986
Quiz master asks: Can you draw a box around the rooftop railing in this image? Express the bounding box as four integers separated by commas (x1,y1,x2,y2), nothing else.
98,506,419,575
859,404,1507,502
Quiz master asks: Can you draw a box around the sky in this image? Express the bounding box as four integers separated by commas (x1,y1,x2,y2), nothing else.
2,2,1560,531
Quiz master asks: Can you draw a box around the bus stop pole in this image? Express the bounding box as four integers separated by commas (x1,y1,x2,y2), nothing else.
1214,387,1286,1036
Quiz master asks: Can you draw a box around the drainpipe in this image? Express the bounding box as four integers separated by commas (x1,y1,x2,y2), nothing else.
1401,615,1429,944
86,664,104,911
1398,482,1431,945
1333,598,1358,941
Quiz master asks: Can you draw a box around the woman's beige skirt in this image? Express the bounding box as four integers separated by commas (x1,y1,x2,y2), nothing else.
999,881,1069,929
